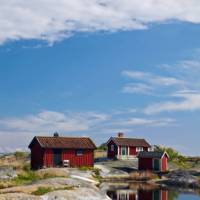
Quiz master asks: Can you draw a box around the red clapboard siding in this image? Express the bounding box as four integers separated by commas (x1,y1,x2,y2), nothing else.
139,158,153,171
161,155,168,172
129,147,136,155
62,149,94,167
43,149,53,167
30,141,44,169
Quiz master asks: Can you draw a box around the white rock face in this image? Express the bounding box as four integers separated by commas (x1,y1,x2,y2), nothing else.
41,188,111,200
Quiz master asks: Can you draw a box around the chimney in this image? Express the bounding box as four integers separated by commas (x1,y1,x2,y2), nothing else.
53,132,59,137
118,132,124,138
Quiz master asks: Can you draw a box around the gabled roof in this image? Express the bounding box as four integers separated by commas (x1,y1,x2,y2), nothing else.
108,137,151,147
28,136,96,149
137,151,169,159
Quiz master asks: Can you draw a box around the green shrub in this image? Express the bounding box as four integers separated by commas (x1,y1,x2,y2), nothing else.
14,151,27,159
13,171,40,185
154,146,185,162
32,186,53,195
154,145,192,169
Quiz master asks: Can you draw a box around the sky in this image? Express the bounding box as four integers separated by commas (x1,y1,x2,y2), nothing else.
0,0,200,155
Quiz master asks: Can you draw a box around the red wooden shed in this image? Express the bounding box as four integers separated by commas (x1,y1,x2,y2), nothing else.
138,151,169,172
28,134,96,169
107,133,151,159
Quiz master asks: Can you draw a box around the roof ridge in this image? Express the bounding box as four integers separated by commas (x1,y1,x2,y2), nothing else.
113,137,146,140
36,136,91,138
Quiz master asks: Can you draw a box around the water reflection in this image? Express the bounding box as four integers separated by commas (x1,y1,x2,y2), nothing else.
107,189,179,200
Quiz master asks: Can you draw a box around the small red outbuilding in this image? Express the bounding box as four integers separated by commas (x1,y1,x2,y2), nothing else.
28,134,96,169
138,151,169,172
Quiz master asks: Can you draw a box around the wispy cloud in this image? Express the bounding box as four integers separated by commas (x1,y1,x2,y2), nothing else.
122,70,185,87
122,83,153,94
1,0,200,45
122,70,185,95
142,57,200,114
0,110,110,133
114,117,175,127
144,91,200,114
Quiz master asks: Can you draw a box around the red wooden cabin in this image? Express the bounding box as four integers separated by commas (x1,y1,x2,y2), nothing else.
138,151,169,172
28,133,96,169
107,133,151,159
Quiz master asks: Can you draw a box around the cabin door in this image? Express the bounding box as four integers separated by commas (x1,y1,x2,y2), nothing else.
153,159,160,171
53,149,62,166
121,146,127,156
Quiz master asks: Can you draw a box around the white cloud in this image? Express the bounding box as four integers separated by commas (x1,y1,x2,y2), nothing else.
122,70,185,87
114,117,175,127
122,83,153,94
0,110,109,133
1,0,200,45
0,109,177,152
144,91,200,114
122,70,186,95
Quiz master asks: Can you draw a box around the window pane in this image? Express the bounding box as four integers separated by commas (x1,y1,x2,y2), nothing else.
76,150,83,156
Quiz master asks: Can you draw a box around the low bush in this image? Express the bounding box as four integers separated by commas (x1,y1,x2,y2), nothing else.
32,186,53,195
14,152,27,160
13,171,40,185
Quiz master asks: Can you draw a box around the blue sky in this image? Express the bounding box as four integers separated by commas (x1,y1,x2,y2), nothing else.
0,1,200,155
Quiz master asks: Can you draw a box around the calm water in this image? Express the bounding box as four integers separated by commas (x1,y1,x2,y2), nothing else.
105,183,200,200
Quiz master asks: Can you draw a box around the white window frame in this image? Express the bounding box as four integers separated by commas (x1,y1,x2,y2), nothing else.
136,147,143,152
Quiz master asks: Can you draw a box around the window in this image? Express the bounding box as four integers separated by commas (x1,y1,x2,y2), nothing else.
136,147,143,152
76,149,83,156
111,144,114,151
148,146,154,152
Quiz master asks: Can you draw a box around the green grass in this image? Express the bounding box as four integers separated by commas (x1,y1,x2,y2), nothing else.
79,166,94,171
32,186,53,195
32,186,74,196
13,170,40,185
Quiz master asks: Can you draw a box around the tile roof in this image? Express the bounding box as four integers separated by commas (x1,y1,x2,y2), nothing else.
110,137,151,147
137,151,168,159
29,136,96,149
